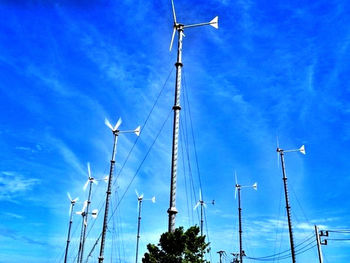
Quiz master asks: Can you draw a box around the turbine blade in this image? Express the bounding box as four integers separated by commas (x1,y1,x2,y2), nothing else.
299,145,306,155
82,200,87,212
135,189,139,198
76,211,82,215
140,194,144,199
234,187,237,199
169,27,176,51
234,171,237,185
67,192,72,201
171,0,177,23
209,16,219,29
114,117,122,131
203,203,207,208
194,202,200,210
134,126,141,136
199,188,202,202
105,118,114,130
83,180,89,191
93,179,98,185
87,162,91,178
73,197,79,202
276,136,280,168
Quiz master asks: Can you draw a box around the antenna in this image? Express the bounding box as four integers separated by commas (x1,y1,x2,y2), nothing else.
276,144,306,263
234,173,257,263
167,0,219,234
64,193,79,263
99,118,141,263
135,190,156,263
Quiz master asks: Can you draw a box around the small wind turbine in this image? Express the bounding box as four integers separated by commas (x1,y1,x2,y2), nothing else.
167,0,218,234
76,199,99,263
98,118,140,263
77,163,99,263
234,172,257,263
194,188,214,260
64,193,79,263
276,144,305,263
135,190,156,263
193,189,214,237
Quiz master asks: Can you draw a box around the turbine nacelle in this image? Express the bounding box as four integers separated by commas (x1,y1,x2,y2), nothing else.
105,117,141,136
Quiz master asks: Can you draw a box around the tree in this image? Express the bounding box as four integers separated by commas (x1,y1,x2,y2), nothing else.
142,226,210,263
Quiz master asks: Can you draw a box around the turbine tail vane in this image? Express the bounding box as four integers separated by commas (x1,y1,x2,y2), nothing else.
209,16,219,29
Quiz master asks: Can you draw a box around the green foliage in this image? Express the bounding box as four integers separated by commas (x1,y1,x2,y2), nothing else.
142,226,210,263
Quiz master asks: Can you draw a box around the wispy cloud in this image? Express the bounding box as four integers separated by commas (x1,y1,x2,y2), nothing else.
0,171,40,201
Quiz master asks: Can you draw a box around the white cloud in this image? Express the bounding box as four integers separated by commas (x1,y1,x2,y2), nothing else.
0,171,40,201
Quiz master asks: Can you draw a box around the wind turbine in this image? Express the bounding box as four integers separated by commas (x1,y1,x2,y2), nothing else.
193,189,214,237
167,0,219,233
64,193,79,263
276,144,305,263
135,190,156,263
76,199,99,263
98,118,141,263
77,163,98,263
194,188,214,260
234,172,257,263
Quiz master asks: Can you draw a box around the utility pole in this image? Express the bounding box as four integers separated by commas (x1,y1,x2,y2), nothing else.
277,144,305,263
99,118,140,263
167,0,218,233
315,225,324,263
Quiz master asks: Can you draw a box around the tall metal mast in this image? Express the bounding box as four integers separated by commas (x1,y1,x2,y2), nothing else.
234,173,257,263
167,0,219,233
64,193,78,263
98,118,140,263
277,145,305,263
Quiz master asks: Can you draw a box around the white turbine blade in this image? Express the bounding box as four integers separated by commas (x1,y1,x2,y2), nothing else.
169,27,176,51
82,200,87,212
114,117,122,131
137,200,140,212
87,162,91,178
252,182,258,190
199,188,202,202
140,194,144,199
209,16,219,29
299,145,306,155
194,202,200,210
135,189,139,198
73,197,79,202
76,211,82,215
134,126,141,136
83,179,89,191
234,187,237,199
91,209,98,219
67,192,72,201
105,118,114,130
171,0,177,23
92,179,98,185
151,196,156,203
203,203,207,208
234,171,238,185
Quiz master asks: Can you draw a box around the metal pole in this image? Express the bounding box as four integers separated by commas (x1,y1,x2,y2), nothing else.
315,225,324,263
135,199,142,263
64,203,75,263
99,134,118,263
238,187,243,263
79,181,93,263
168,25,184,233
77,214,85,263
279,150,296,263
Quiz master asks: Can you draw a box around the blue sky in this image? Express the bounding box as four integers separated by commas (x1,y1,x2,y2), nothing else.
1,0,350,262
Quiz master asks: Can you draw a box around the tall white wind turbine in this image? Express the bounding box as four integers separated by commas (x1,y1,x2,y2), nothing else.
167,0,219,233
